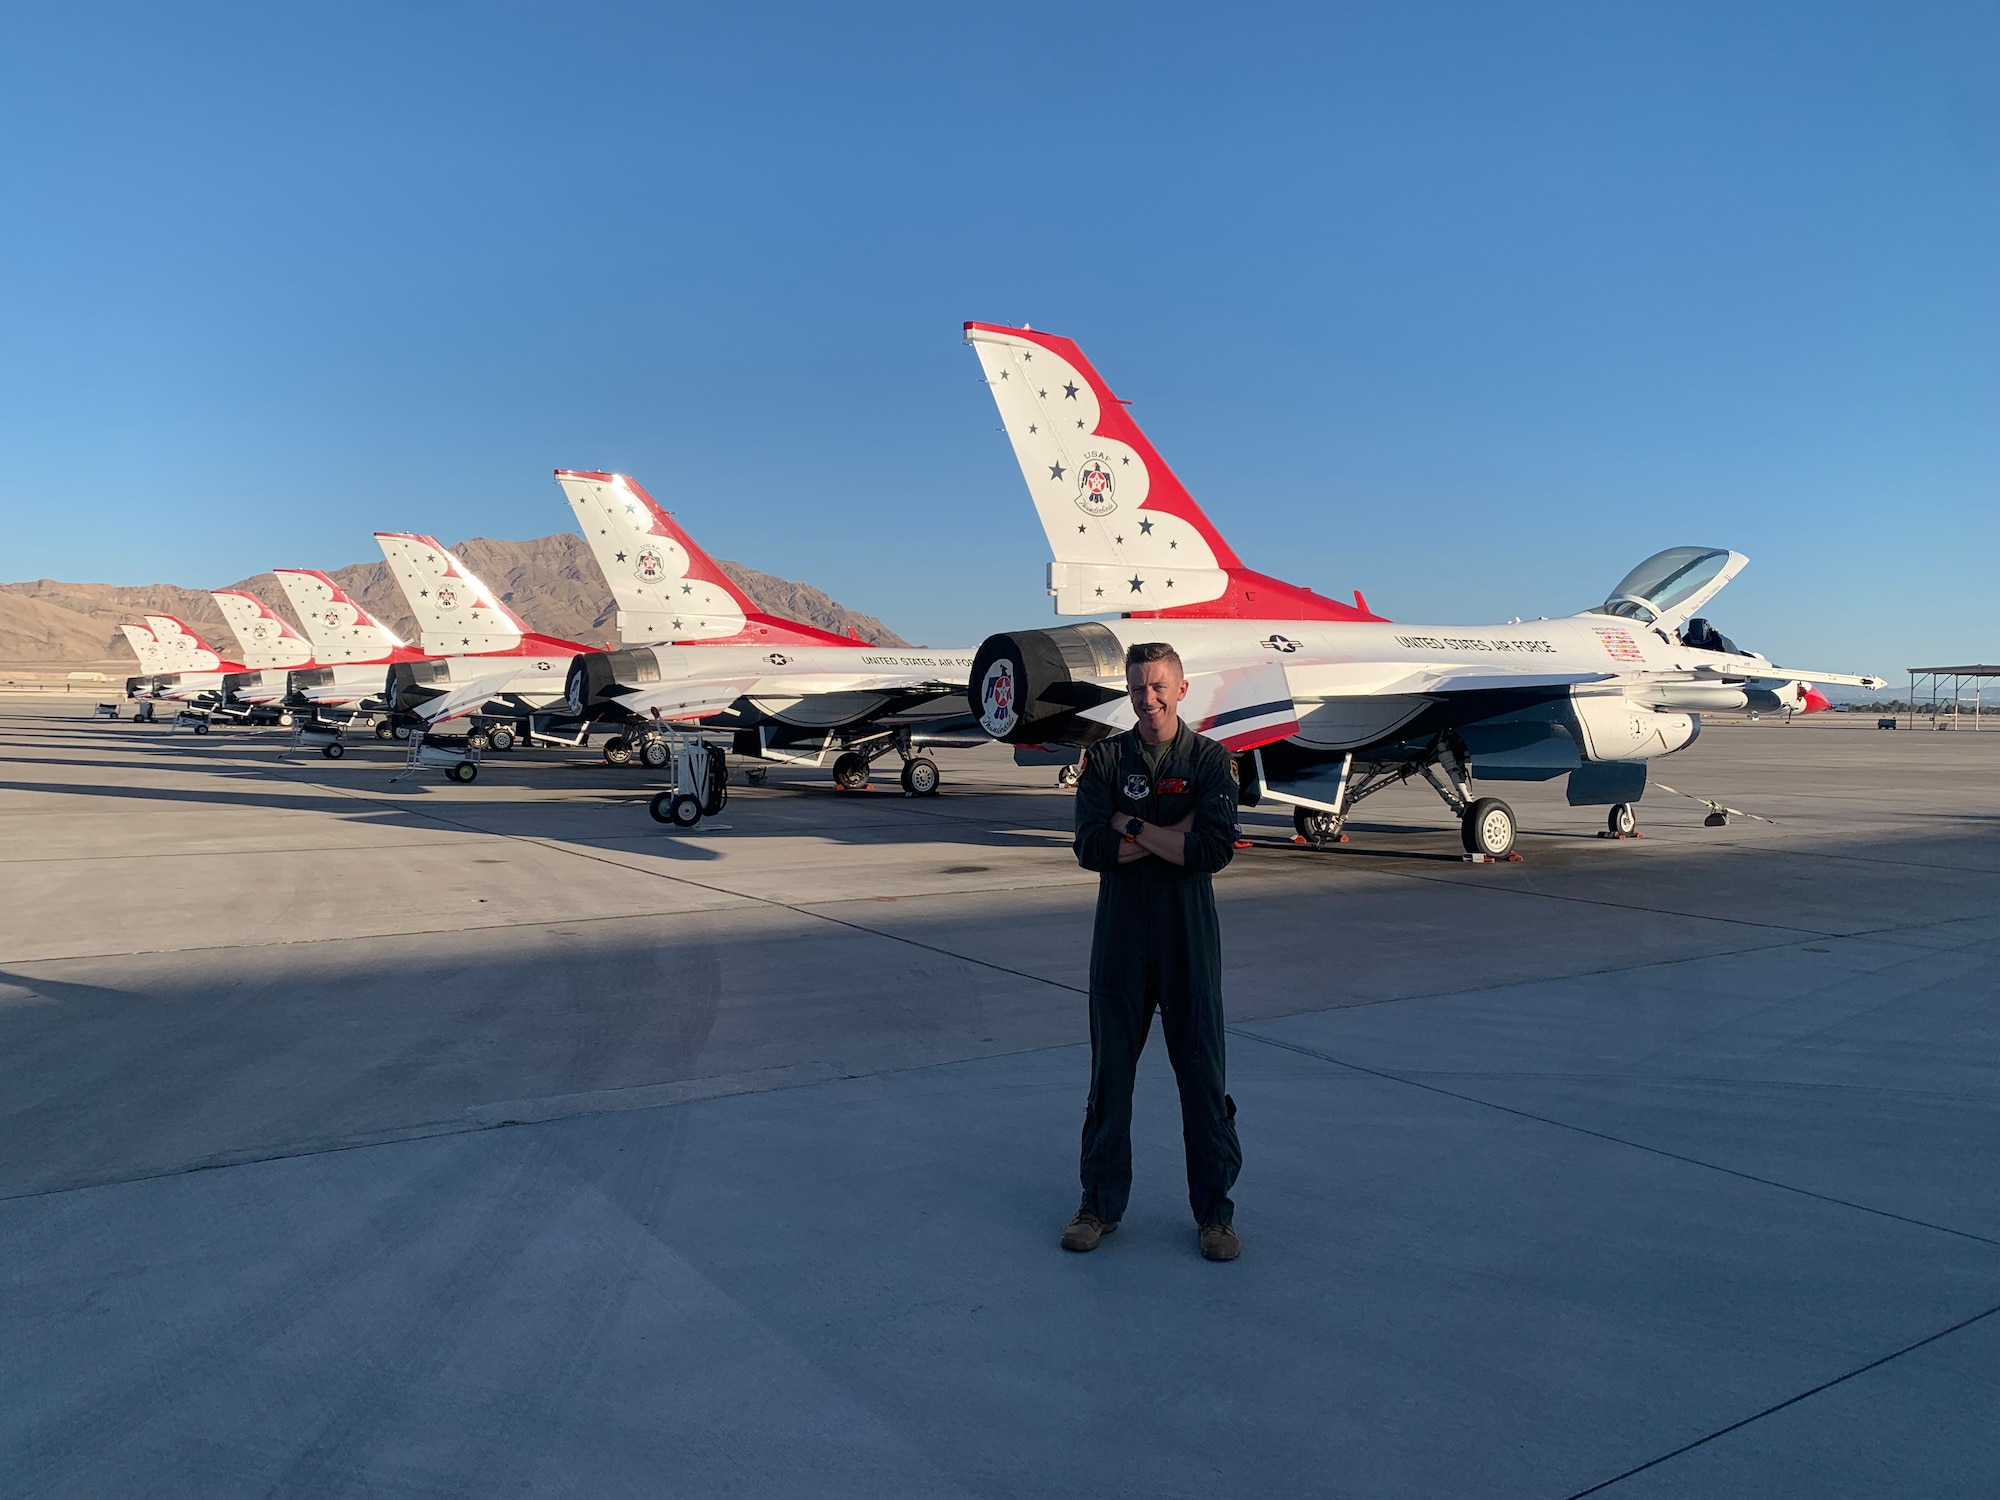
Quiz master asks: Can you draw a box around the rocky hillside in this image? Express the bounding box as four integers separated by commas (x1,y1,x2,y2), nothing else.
0,534,906,664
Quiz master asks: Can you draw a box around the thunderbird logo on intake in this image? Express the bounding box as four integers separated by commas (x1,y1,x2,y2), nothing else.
1074,454,1116,517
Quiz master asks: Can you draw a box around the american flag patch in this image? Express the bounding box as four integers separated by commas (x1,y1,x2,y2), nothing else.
1593,626,1647,663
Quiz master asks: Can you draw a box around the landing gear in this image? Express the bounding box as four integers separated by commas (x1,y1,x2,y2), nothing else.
900,756,940,797
639,736,672,770
486,725,515,753
833,751,870,791
1057,763,1081,790
1607,802,1637,838
392,721,412,741
1293,806,1345,846
374,720,395,741
603,736,633,767
1461,797,1516,858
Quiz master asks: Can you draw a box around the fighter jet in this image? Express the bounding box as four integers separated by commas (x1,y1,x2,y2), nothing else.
126,614,245,707
372,534,597,747
962,322,1884,855
554,469,979,792
271,569,433,734
210,590,317,717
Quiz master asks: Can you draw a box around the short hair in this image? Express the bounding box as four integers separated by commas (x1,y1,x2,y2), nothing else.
1125,641,1184,680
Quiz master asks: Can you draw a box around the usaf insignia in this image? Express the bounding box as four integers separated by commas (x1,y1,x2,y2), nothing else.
1123,772,1150,802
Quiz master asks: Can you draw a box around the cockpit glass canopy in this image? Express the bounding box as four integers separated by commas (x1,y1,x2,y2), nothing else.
1600,547,1733,622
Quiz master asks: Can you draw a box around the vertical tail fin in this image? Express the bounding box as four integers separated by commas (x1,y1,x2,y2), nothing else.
118,622,168,673
373,534,528,655
554,470,757,641
273,569,408,663
963,321,1379,622
141,614,237,672
212,591,315,670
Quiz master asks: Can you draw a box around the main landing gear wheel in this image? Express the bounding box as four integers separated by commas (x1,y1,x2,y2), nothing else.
649,791,703,827
1057,764,1081,789
321,742,345,760
900,757,940,797
374,720,394,741
486,726,515,753
392,722,413,741
1607,802,1637,838
603,736,633,767
832,751,869,791
1293,806,1343,845
449,760,478,784
1461,797,1516,858
639,738,672,770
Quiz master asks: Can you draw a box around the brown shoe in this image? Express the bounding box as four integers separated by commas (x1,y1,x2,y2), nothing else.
1060,1211,1117,1252
1199,1223,1240,1261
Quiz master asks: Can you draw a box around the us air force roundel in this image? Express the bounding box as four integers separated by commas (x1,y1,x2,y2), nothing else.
1123,772,1150,802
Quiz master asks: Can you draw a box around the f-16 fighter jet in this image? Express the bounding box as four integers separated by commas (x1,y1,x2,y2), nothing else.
963,322,1883,854
555,469,978,792
211,590,317,715
372,533,598,746
271,569,434,734
129,614,245,707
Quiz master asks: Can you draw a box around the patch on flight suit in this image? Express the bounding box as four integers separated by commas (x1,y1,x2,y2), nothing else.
1158,777,1188,793
1122,773,1150,802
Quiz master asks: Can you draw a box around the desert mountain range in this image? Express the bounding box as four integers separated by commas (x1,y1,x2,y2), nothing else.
0,534,906,665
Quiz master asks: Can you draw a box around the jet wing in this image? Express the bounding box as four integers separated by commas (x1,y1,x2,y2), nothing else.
1081,663,1301,751
1757,668,1886,690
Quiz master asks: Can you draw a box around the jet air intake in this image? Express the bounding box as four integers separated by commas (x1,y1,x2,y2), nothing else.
968,623,1127,746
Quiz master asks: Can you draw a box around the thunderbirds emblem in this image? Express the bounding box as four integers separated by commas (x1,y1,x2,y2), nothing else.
979,658,1017,736
634,548,667,583
435,586,457,608
1074,453,1117,517
251,624,271,642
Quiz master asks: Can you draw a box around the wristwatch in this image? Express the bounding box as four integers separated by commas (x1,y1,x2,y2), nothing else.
1124,817,1144,840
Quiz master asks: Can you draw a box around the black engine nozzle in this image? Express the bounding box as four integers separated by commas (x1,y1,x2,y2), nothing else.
968,623,1127,747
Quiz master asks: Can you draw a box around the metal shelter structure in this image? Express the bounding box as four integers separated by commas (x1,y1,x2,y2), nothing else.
1906,665,1998,729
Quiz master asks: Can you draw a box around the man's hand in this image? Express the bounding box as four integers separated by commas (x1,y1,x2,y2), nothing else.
1124,813,1194,865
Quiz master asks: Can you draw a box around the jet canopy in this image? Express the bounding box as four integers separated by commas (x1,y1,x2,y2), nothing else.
1593,546,1747,633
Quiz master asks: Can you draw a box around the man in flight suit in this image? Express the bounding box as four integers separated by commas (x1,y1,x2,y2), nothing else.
1061,641,1243,1261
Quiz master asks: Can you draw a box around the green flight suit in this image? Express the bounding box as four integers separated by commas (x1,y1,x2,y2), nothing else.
1072,720,1242,1227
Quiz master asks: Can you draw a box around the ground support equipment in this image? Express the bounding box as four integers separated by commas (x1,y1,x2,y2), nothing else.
392,729,482,784
644,726,729,828
171,709,213,735
288,723,348,760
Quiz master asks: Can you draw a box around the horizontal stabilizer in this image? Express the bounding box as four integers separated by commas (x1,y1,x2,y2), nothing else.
415,672,520,724
618,678,761,722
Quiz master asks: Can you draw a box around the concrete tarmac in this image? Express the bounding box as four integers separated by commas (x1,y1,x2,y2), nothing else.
2,703,1995,1498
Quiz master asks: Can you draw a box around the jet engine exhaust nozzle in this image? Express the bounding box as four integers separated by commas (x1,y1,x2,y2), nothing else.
968,623,1127,748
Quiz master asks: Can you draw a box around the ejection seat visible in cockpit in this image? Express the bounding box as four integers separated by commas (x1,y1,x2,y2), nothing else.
1590,546,1749,640
1678,617,1741,655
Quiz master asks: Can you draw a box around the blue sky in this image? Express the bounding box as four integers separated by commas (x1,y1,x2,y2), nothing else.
2,2,1993,673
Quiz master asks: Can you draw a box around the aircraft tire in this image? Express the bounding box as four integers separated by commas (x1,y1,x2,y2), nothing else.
374,720,394,740
450,760,478,784
900,757,940,797
1293,806,1339,844
639,738,672,770
1608,802,1636,837
321,742,344,760
603,736,633,767
279,712,294,727
487,726,516,753
393,722,412,741
832,751,869,791
1461,797,1516,858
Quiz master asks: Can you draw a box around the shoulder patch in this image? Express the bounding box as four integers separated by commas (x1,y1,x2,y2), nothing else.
1122,772,1150,802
